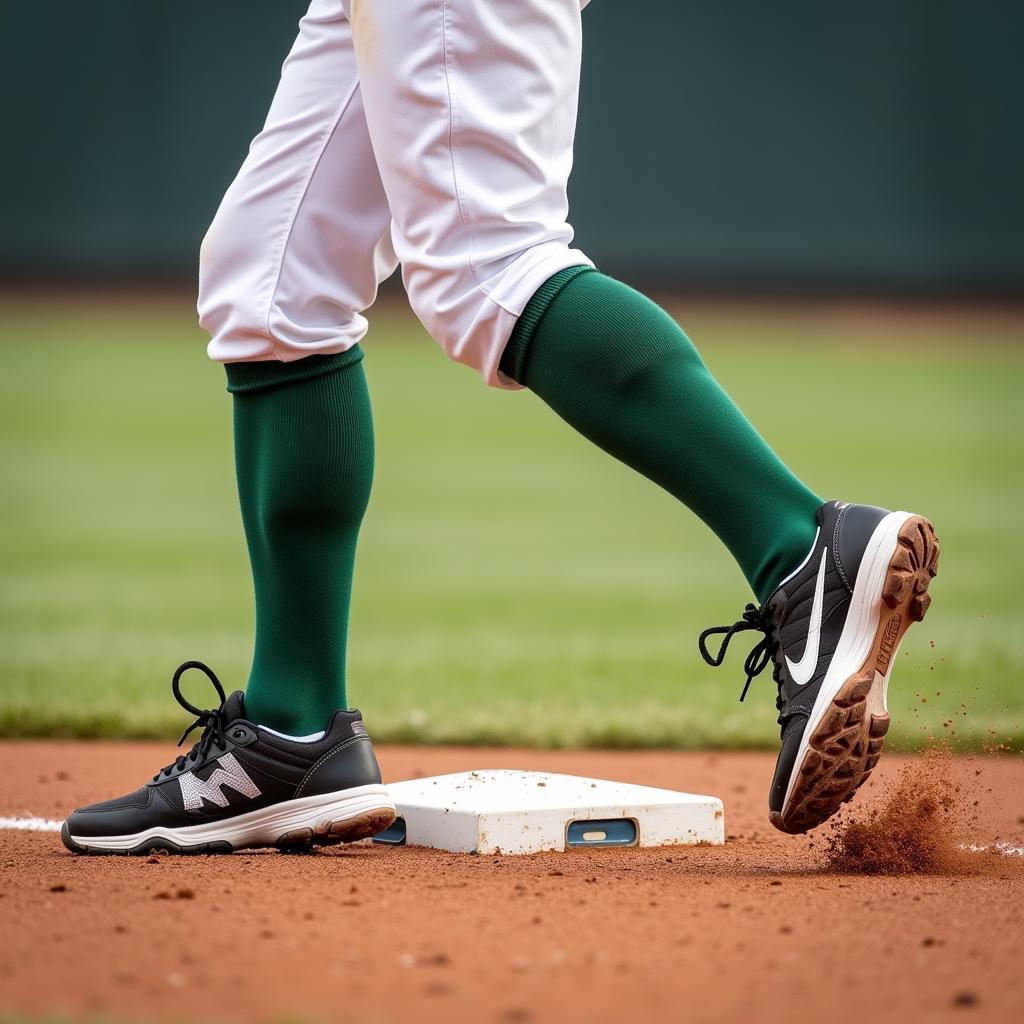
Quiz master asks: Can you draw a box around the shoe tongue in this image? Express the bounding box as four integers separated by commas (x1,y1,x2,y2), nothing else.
220,690,248,724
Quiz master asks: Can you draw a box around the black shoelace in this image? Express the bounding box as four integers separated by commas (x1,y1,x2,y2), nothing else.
698,604,783,714
153,661,230,781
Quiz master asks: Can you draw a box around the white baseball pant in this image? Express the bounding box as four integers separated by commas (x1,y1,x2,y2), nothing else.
198,0,593,389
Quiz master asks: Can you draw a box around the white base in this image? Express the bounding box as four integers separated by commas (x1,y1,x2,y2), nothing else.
380,770,724,855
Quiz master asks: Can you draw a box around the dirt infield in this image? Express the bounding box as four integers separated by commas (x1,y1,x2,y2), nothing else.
2,743,1023,1023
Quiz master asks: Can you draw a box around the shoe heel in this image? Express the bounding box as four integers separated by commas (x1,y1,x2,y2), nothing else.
277,804,397,853
317,805,397,846
881,515,940,623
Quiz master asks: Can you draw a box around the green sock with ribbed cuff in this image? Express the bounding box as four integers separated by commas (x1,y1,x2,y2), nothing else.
501,269,821,602
225,349,373,733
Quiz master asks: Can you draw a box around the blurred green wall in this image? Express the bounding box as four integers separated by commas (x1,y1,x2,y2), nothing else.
4,1,1022,291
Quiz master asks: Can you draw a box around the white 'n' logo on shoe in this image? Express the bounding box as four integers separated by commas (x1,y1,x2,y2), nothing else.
179,752,261,811
785,549,828,686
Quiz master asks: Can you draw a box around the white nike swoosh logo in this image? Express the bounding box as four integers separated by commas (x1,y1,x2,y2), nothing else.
785,548,828,686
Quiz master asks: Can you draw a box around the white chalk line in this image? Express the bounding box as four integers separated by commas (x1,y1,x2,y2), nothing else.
959,841,1024,858
0,816,63,832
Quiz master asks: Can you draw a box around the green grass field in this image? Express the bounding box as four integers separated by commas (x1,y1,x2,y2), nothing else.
0,293,1021,749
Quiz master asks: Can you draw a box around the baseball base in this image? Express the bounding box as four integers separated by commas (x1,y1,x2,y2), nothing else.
372,769,724,854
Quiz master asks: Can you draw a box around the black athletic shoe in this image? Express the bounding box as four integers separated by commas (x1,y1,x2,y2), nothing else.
61,662,396,855
699,501,939,834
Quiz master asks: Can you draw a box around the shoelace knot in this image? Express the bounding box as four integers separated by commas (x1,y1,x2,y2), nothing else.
154,661,230,781
698,603,783,710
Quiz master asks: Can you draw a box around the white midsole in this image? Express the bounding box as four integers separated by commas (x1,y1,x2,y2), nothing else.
68,783,396,851
782,510,916,813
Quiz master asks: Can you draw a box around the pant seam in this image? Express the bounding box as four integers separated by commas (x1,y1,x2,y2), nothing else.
439,0,487,294
263,75,363,360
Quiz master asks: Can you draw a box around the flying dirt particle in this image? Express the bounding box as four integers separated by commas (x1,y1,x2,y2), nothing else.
779,925,792,934
921,936,942,947
825,752,1024,877
48,883,66,893
951,991,979,1007
175,888,194,900
769,879,782,886
424,952,450,967
153,891,172,900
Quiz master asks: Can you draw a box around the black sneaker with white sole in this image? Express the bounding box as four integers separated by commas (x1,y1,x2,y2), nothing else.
61,661,396,855
699,500,939,834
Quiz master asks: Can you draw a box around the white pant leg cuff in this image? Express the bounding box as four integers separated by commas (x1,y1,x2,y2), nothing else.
205,311,370,365
478,245,594,390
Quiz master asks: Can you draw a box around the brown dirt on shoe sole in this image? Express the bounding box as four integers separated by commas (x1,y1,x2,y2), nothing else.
771,515,940,835
277,806,397,853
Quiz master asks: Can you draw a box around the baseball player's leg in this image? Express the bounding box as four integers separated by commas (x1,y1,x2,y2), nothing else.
198,0,396,736
343,0,937,838
62,0,401,855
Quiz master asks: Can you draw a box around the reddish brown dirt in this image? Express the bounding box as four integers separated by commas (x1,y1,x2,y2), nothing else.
2,743,1023,1024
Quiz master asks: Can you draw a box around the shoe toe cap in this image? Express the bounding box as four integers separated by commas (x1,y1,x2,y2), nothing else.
64,787,160,839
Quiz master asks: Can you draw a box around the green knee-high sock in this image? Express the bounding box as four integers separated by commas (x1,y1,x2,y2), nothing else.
225,349,373,734
501,268,821,602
